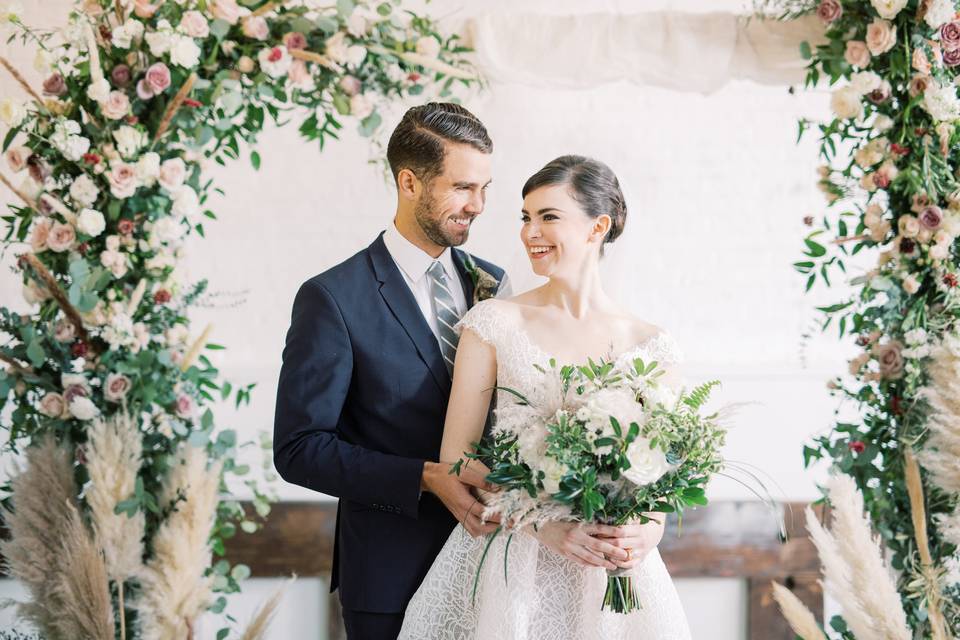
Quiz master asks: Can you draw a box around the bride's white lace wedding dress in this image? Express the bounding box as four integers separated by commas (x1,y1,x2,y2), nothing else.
398,299,692,639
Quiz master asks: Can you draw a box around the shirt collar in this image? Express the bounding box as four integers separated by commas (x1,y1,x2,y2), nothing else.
382,221,458,283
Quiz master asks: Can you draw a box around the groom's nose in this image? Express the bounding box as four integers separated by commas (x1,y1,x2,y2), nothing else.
464,188,485,214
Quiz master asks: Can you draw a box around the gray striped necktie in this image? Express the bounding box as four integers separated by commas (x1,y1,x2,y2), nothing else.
427,260,461,375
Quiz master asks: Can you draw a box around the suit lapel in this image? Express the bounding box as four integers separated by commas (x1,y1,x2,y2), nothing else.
451,249,477,311
368,233,451,394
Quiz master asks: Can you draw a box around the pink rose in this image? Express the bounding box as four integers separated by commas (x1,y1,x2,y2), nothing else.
289,59,312,87
54,318,76,342
63,383,89,405
930,242,950,260
946,47,960,67
242,15,270,40
210,0,240,25
134,0,158,18
101,90,130,120
942,21,960,50
920,205,944,230
5,146,32,172
143,62,171,97
30,218,52,253
339,75,362,96
180,10,210,38
46,222,76,252
866,19,897,56
282,31,307,50
39,392,67,418
873,340,904,380
42,73,67,96
844,41,871,68
175,393,195,419
104,373,132,402
816,0,842,23
899,215,921,238
109,162,138,199
158,157,186,192
913,47,931,74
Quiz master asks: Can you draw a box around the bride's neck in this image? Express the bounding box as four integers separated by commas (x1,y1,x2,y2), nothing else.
543,265,611,319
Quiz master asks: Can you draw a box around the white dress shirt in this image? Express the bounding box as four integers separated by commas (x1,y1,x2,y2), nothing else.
382,223,469,341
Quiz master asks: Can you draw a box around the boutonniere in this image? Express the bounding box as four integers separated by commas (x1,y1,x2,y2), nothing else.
463,254,499,304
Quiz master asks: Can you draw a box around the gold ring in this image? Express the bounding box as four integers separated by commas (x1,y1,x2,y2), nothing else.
626,548,632,562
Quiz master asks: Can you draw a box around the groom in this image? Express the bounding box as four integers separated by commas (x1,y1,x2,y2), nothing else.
273,102,509,639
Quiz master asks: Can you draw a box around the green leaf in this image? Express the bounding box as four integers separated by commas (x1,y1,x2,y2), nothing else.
803,238,826,257
799,40,812,60
231,563,251,581
3,125,22,152
359,111,382,137
332,93,351,116
25,340,45,368
250,150,261,170
336,0,355,17
209,19,231,40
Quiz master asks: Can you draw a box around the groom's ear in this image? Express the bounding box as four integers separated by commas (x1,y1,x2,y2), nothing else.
397,168,421,201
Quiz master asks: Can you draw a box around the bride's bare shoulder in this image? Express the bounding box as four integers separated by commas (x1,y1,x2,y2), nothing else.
623,315,667,343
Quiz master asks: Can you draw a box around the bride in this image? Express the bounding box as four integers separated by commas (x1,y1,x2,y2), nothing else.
400,155,692,638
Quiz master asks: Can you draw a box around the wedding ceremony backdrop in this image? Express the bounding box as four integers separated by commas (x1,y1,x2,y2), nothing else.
1,0,959,638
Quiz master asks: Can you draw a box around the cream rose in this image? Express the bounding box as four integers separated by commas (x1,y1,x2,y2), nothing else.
902,274,921,294
623,437,671,486
415,35,441,58
69,396,98,420
845,40,871,68
169,35,201,68
113,125,147,158
180,10,209,38
242,15,269,40
69,174,100,207
898,214,921,238
158,157,187,192
831,86,862,120
871,0,908,19
866,19,897,56
210,0,240,24
0,98,27,127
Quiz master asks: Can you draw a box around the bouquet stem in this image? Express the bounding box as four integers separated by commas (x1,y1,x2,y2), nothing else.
602,568,641,613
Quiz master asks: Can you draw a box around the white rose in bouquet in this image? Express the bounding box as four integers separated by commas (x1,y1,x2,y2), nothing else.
831,86,863,120
924,82,960,122
623,437,671,486
69,396,99,420
113,125,148,157
69,174,100,207
169,34,201,68
77,207,106,237
578,387,645,455
870,0,907,19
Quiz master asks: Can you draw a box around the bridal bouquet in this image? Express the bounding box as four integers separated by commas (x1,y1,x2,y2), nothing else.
455,356,726,614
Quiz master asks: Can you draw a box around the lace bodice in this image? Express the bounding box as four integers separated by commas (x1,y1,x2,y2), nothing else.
456,298,684,408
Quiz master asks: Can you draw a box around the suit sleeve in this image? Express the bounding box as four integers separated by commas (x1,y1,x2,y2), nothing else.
273,278,426,518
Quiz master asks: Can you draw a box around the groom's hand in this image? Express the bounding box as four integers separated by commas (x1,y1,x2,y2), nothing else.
421,461,501,538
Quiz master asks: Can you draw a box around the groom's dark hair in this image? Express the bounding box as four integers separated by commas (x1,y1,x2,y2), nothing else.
387,102,492,185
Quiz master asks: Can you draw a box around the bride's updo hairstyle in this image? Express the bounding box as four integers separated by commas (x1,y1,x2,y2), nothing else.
521,155,627,256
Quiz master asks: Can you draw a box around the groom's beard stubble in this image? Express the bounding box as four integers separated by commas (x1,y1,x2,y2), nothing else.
414,188,470,248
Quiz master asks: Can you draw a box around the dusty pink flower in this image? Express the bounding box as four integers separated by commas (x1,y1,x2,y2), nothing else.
175,393,195,419
158,157,186,192
104,373,132,402
289,59,312,87
945,46,960,67
46,222,76,252
920,205,944,230
845,41,871,68
101,90,130,120
816,0,842,23
111,64,132,87
5,146,31,172
282,31,307,50
54,318,76,342
909,74,932,97
38,392,67,418
30,218,52,253
873,340,904,379
210,0,240,25
42,73,67,96
942,21,960,50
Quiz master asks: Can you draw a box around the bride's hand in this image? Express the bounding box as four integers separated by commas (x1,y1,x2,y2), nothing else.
590,514,666,570
529,522,627,570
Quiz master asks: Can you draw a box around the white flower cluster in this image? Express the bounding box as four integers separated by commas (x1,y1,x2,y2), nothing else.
903,327,930,360
50,118,91,162
145,19,202,68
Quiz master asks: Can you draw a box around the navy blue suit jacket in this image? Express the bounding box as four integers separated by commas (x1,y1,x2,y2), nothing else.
273,232,506,613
